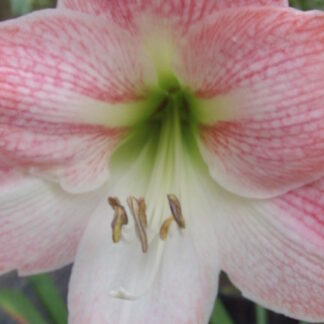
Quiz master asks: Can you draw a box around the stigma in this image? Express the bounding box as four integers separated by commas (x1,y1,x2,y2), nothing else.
108,194,186,252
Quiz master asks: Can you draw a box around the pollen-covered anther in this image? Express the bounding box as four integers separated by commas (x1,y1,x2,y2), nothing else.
138,197,148,228
167,194,186,228
127,196,148,253
108,197,128,243
160,216,174,241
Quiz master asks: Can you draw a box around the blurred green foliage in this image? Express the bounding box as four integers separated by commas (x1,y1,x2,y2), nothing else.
0,0,56,20
210,299,234,324
10,0,33,16
0,289,46,324
28,274,67,324
289,0,324,9
0,275,67,324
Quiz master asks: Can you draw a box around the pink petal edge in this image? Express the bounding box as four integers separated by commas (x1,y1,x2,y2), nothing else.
57,0,288,16
178,7,324,198
57,0,288,34
0,9,152,192
214,177,324,321
0,169,105,275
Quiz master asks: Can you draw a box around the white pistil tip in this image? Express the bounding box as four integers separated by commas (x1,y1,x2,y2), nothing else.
109,288,139,300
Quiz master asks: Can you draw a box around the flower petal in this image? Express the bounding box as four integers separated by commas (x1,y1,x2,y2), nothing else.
0,10,153,191
204,176,324,321
0,169,105,275
0,124,123,193
57,0,288,18
68,198,220,324
0,9,150,108
57,0,288,36
179,7,324,198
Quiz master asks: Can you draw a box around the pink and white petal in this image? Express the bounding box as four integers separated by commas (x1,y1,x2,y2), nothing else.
210,178,324,321
57,0,288,34
0,123,122,168
0,169,105,275
179,8,324,198
0,123,123,193
0,10,152,190
57,0,288,16
0,9,151,112
216,0,288,7
37,134,116,193
68,199,220,324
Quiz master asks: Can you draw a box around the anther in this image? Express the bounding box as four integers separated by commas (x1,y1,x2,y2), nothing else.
167,194,186,228
108,197,123,209
138,197,148,227
108,197,128,243
127,196,148,253
160,216,174,241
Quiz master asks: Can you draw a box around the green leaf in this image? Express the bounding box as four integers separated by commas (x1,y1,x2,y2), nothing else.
28,274,67,324
0,289,46,324
255,305,267,324
10,0,33,16
289,0,324,10
209,299,234,324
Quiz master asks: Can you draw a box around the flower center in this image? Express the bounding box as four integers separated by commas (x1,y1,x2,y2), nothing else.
106,76,212,299
108,193,186,253
108,78,199,247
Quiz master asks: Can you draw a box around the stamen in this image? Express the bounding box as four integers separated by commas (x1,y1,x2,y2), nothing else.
108,197,128,243
108,197,122,210
138,197,148,227
111,206,128,243
127,196,148,253
160,216,174,240
167,194,186,228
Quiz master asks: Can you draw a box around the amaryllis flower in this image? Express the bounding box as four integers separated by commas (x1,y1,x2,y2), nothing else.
0,0,323,323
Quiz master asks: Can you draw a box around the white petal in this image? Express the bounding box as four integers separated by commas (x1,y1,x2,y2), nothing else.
196,170,324,322
0,169,105,275
68,180,220,324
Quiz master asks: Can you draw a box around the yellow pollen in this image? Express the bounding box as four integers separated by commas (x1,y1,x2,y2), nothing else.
159,216,174,241
108,194,186,251
127,196,148,253
167,194,186,229
108,197,128,243
138,197,148,228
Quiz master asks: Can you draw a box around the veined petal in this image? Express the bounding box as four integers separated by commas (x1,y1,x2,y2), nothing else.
58,1,286,99
68,198,220,324
0,123,122,167
57,0,288,24
179,8,324,198
0,9,152,107
0,123,123,193
0,169,105,275
0,10,154,191
57,0,288,38
202,176,324,322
